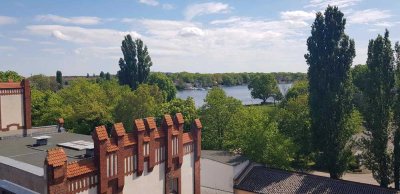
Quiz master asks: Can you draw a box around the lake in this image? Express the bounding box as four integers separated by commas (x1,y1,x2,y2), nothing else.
177,84,293,107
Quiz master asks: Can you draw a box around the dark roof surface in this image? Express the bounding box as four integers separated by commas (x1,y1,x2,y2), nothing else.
201,150,248,166
0,180,39,194
0,132,92,168
235,166,398,194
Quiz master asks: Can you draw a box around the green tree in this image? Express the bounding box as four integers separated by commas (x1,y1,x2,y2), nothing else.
199,88,242,150
158,97,197,131
0,71,23,82
117,35,152,90
31,89,65,126
28,74,58,91
351,64,369,114
363,30,395,187
224,107,295,169
114,84,163,131
285,80,308,101
147,72,177,101
56,70,63,89
100,71,105,79
105,72,111,81
58,79,113,134
248,74,279,104
394,41,400,189
305,6,355,179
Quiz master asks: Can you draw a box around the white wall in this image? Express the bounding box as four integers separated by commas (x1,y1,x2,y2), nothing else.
1,94,24,129
201,159,235,193
181,153,194,194
124,161,165,194
76,186,97,194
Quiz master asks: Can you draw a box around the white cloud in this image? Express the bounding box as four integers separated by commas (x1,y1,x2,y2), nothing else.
184,2,231,20
348,9,391,24
35,14,101,25
280,10,315,21
26,25,141,44
179,27,205,37
0,16,17,25
306,0,361,8
138,0,159,6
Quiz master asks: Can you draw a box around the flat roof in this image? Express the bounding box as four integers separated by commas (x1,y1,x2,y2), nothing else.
201,150,248,166
0,180,39,194
0,132,93,169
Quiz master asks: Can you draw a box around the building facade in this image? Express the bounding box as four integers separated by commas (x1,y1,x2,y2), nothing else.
45,113,202,194
0,79,31,132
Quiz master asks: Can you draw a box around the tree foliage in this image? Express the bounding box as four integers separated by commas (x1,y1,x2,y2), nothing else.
363,30,395,187
199,88,242,150
248,74,280,104
305,6,355,179
224,107,295,169
0,71,23,82
147,72,177,101
117,35,152,90
394,41,400,189
56,70,63,89
29,74,58,91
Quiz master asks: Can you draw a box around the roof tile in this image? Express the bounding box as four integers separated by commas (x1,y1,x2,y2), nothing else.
123,133,136,146
182,133,193,144
163,114,173,127
113,123,126,137
175,113,184,124
145,117,157,130
135,119,145,131
67,160,96,178
46,147,67,167
94,125,108,141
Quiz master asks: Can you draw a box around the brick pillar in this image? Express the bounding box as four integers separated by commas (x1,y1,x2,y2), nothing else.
134,119,145,176
112,123,126,193
21,79,31,136
174,113,184,166
145,117,156,171
93,126,109,194
45,148,68,194
163,114,174,194
191,119,202,194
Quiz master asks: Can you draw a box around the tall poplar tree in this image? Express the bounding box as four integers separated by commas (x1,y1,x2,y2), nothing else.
305,6,355,179
392,41,400,189
56,70,63,89
117,35,152,90
363,30,395,188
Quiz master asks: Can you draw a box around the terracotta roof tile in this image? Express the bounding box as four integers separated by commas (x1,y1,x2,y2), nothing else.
67,160,97,178
123,133,136,146
145,117,157,129
94,125,108,141
182,133,193,144
46,147,67,167
107,139,118,152
163,114,173,126
194,119,202,129
113,123,126,137
143,137,150,142
175,113,184,124
135,119,145,131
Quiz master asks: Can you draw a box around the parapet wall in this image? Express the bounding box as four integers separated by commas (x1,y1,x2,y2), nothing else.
0,79,31,132
45,113,202,194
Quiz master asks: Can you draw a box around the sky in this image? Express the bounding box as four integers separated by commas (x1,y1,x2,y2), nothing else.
0,0,399,76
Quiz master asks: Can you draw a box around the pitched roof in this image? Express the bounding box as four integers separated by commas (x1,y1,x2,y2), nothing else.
235,166,399,194
163,114,173,126
67,160,96,178
145,117,157,129
135,119,145,131
106,139,118,152
123,133,136,146
182,133,193,144
194,119,202,129
113,123,126,137
93,126,108,141
46,147,67,167
175,113,184,124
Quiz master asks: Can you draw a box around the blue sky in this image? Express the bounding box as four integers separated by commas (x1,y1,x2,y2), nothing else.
0,0,399,76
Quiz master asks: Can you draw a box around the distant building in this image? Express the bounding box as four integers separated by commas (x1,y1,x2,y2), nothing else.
0,79,31,133
201,150,399,194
